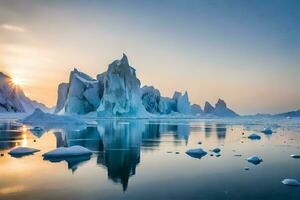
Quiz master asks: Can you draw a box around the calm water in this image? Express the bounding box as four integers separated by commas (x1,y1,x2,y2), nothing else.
0,118,300,200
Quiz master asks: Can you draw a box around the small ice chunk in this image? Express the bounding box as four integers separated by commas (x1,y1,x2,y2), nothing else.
9,147,40,157
212,148,221,153
244,167,250,170
282,179,300,187
186,148,207,159
262,128,273,134
247,155,263,165
43,145,92,159
30,126,43,131
290,154,300,159
248,133,261,140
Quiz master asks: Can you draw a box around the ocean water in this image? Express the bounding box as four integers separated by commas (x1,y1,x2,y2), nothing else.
0,118,300,200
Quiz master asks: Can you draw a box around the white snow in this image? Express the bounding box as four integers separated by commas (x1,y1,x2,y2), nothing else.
282,179,300,186
43,145,92,159
8,147,40,157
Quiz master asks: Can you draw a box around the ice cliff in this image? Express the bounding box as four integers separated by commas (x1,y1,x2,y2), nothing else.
54,54,239,117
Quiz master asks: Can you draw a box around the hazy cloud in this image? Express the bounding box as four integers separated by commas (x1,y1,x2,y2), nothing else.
1,24,25,32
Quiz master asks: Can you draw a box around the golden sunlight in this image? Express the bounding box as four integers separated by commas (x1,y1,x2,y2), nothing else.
12,77,22,85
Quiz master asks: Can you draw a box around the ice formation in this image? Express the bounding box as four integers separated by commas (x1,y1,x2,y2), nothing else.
247,155,263,165
8,147,40,157
212,148,221,153
52,54,240,117
248,133,261,140
20,108,86,127
0,72,48,113
261,127,273,134
186,148,207,159
281,179,300,186
43,145,92,159
290,154,300,159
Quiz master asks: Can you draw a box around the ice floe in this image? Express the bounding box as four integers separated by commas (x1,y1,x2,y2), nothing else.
212,148,221,153
8,147,40,157
261,127,273,134
281,179,300,187
290,154,300,159
247,155,263,165
248,133,261,140
186,148,207,159
43,145,92,159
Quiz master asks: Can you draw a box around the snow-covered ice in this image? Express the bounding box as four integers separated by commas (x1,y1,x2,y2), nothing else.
8,147,40,157
43,145,92,159
281,179,300,186
19,108,86,128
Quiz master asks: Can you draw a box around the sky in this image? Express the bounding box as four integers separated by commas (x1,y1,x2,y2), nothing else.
0,0,299,114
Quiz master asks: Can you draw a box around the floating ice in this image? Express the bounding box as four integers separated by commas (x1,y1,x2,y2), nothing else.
247,155,263,165
186,148,207,159
43,145,92,159
248,133,261,140
261,128,273,134
290,154,300,159
212,148,221,153
8,147,40,157
19,109,86,128
282,179,300,187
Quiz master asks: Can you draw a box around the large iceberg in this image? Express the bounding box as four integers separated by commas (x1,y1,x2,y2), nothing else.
52,54,240,118
141,86,161,113
97,54,148,117
65,69,100,114
212,99,239,117
0,72,49,113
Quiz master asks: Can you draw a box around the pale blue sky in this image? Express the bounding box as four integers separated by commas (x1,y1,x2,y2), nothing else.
0,0,299,114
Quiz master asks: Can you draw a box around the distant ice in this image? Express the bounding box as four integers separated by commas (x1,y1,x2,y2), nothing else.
186,148,207,159
8,147,40,157
19,108,86,128
282,179,300,186
261,127,273,134
290,154,300,159
248,133,261,140
247,155,263,165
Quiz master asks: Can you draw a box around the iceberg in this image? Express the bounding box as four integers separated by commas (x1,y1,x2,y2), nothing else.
261,128,273,134
290,154,300,159
281,179,300,186
19,108,86,127
8,147,40,157
212,148,221,153
211,99,239,117
248,133,261,140
43,145,92,159
54,83,69,113
97,54,148,117
191,104,203,115
247,155,263,165
186,148,207,159
158,97,176,114
204,101,214,114
141,86,161,113
176,91,191,114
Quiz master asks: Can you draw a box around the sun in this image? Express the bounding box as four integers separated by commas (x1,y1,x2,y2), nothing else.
12,77,22,85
